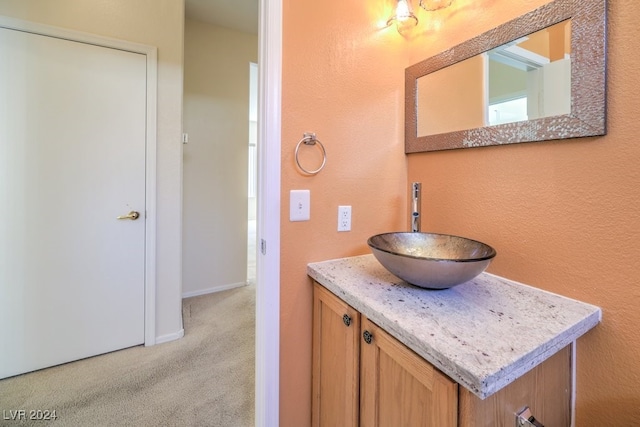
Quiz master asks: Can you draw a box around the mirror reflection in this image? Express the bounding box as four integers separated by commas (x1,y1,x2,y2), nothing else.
417,20,571,137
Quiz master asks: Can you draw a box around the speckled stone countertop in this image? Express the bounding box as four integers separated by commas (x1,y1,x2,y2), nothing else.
307,254,601,399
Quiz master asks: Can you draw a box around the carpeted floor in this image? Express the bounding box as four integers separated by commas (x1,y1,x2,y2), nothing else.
0,285,255,427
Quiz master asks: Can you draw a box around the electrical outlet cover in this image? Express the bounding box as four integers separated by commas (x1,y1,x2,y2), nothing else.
338,205,351,231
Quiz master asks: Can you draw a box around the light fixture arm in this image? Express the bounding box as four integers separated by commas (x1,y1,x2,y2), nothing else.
419,0,454,12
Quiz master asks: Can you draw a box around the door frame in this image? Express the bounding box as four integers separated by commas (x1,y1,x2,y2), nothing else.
256,0,282,425
0,16,158,346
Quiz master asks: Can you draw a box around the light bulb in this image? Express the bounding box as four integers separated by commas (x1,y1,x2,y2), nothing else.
386,0,419,33
387,0,418,34
396,0,411,21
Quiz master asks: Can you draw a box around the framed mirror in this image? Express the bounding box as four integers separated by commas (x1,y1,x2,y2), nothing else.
405,0,607,153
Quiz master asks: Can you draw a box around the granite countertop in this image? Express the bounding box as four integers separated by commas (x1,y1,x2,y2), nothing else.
307,254,601,399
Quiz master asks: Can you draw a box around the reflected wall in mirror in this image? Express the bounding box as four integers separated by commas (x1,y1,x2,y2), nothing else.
406,0,607,153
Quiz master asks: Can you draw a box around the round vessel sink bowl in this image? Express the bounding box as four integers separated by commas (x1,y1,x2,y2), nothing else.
367,232,496,290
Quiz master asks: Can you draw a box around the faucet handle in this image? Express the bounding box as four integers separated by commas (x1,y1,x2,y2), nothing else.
412,182,421,197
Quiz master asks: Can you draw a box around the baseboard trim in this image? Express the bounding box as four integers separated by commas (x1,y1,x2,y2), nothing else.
154,328,184,345
182,282,248,299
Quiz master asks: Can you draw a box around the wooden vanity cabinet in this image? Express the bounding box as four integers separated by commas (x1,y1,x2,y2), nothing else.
312,283,361,427
359,316,458,427
312,282,572,427
458,347,571,427
312,283,456,427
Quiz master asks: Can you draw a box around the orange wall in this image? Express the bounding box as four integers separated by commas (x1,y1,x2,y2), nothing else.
281,1,639,426
405,1,640,426
280,1,408,424
417,54,485,135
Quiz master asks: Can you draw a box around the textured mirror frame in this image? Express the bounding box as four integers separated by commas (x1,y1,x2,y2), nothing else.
405,0,607,153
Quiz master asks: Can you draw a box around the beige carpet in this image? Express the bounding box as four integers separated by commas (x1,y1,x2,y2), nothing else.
0,285,255,427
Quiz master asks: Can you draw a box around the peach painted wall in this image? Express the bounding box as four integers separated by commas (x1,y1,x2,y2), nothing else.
280,1,408,425
405,1,640,426
417,54,485,135
281,0,638,425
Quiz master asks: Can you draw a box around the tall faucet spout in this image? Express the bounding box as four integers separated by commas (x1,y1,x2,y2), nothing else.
411,182,421,232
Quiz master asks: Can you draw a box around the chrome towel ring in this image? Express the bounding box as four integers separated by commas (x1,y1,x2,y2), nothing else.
295,132,326,175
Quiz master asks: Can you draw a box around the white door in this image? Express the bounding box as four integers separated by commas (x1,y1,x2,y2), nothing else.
0,26,147,379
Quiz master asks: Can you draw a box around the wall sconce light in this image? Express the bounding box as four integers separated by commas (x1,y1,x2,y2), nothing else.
387,0,419,34
419,0,453,11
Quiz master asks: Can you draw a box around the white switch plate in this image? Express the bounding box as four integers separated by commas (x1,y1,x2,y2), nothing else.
290,190,310,221
338,205,351,231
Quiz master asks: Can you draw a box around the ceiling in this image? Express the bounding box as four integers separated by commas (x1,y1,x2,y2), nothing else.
185,0,259,35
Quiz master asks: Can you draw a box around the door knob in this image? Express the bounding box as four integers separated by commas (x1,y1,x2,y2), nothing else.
117,211,140,220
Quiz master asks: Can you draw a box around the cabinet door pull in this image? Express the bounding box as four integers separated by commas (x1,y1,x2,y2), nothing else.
343,314,352,327
516,406,544,427
363,330,373,344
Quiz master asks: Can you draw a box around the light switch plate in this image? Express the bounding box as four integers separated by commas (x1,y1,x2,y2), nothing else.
290,190,310,221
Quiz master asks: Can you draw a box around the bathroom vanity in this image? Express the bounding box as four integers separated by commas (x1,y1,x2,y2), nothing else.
308,255,601,427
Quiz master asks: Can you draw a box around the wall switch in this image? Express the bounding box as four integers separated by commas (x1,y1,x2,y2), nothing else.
290,190,310,221
338,205,351,232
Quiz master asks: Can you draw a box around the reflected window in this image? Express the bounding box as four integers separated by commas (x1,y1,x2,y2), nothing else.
488,97,528,126
487,19,571,125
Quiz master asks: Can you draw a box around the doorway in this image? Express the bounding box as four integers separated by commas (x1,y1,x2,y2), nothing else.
182,19,257,297
182,1,282,424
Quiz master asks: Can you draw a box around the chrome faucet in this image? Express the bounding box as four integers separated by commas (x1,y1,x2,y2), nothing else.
411,182,421,232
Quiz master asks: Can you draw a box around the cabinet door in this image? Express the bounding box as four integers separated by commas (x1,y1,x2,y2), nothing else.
312,283,361,427
360,316,458,427
458,345,571,427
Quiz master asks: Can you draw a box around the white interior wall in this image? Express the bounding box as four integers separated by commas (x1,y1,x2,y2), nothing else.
0,0,185,342
249,62,258,222
182,19,258,296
